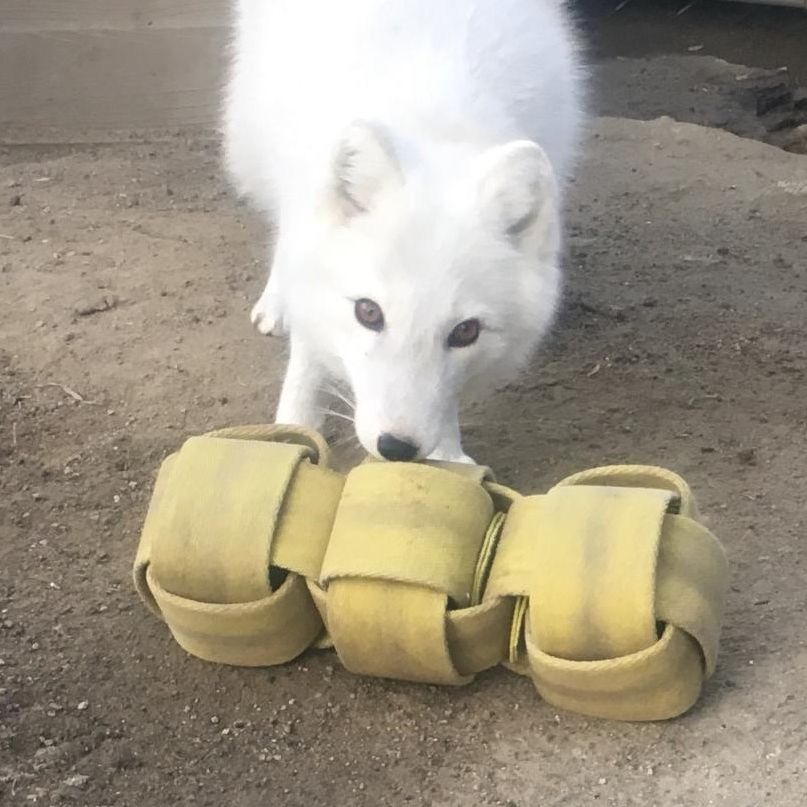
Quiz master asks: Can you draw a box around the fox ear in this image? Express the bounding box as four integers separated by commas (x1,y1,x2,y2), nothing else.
476,140,559,254
331,121,402,219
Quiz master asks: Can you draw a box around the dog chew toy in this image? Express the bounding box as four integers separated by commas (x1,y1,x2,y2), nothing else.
133,425,728,722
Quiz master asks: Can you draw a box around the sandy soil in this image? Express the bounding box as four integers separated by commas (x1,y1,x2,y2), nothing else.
2,50,807,807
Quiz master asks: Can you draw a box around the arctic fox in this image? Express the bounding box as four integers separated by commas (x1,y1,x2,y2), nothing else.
224,0,584,462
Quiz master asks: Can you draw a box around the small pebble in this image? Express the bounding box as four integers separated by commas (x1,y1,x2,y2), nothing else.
63,774,89,789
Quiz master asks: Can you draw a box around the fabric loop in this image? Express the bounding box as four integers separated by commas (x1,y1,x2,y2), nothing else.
553,464,699,519
526,622,705,721
317,462,498,683
134,428,338,669
490,469,728,720
655,513,728,677
205,423,330,466
524,485,674,660
321,463,494,607
146,566,323,667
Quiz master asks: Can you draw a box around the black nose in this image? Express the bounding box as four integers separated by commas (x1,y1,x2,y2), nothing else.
377,433,419,462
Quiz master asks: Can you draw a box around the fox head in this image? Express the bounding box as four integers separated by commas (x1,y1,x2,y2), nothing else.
280,121,562,460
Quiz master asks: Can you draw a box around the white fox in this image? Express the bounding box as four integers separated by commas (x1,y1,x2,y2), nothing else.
224,0,584,462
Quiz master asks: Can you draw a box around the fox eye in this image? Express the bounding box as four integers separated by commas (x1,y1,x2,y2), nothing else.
355,298,384,331
447,318,480,348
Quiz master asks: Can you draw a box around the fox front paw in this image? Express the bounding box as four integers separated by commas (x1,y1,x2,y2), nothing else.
250,294,284,336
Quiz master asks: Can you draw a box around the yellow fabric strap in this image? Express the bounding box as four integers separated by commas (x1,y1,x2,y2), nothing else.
133,432,342,666
205,423,330,465
319,463,499,683
270,462,345,580
144,566,321,668
307,574,513,680
547,463,727,678
484,470,727,720
149,436,307,602
425,461,495,483
655,513,728,677
445,597,514,677
523,485,674,659
134,452,178,619
326,580,471,684
321,463,493,606
553,464,699,519
526,623,705,722
486,495,551,600
360,454,495,484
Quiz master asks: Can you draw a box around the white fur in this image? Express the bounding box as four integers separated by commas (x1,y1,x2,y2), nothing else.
224,0,584,461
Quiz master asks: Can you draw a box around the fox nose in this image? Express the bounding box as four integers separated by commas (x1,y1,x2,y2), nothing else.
377,433,419,462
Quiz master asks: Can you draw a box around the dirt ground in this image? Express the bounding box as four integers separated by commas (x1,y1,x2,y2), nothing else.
2,10,807,807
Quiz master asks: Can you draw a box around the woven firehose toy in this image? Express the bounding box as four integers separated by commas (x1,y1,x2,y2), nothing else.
133,425,728,722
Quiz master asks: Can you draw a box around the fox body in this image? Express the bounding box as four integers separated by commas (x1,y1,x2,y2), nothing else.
224,0,584,461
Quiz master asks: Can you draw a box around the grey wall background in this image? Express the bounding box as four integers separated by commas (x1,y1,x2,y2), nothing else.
0,1,230,142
